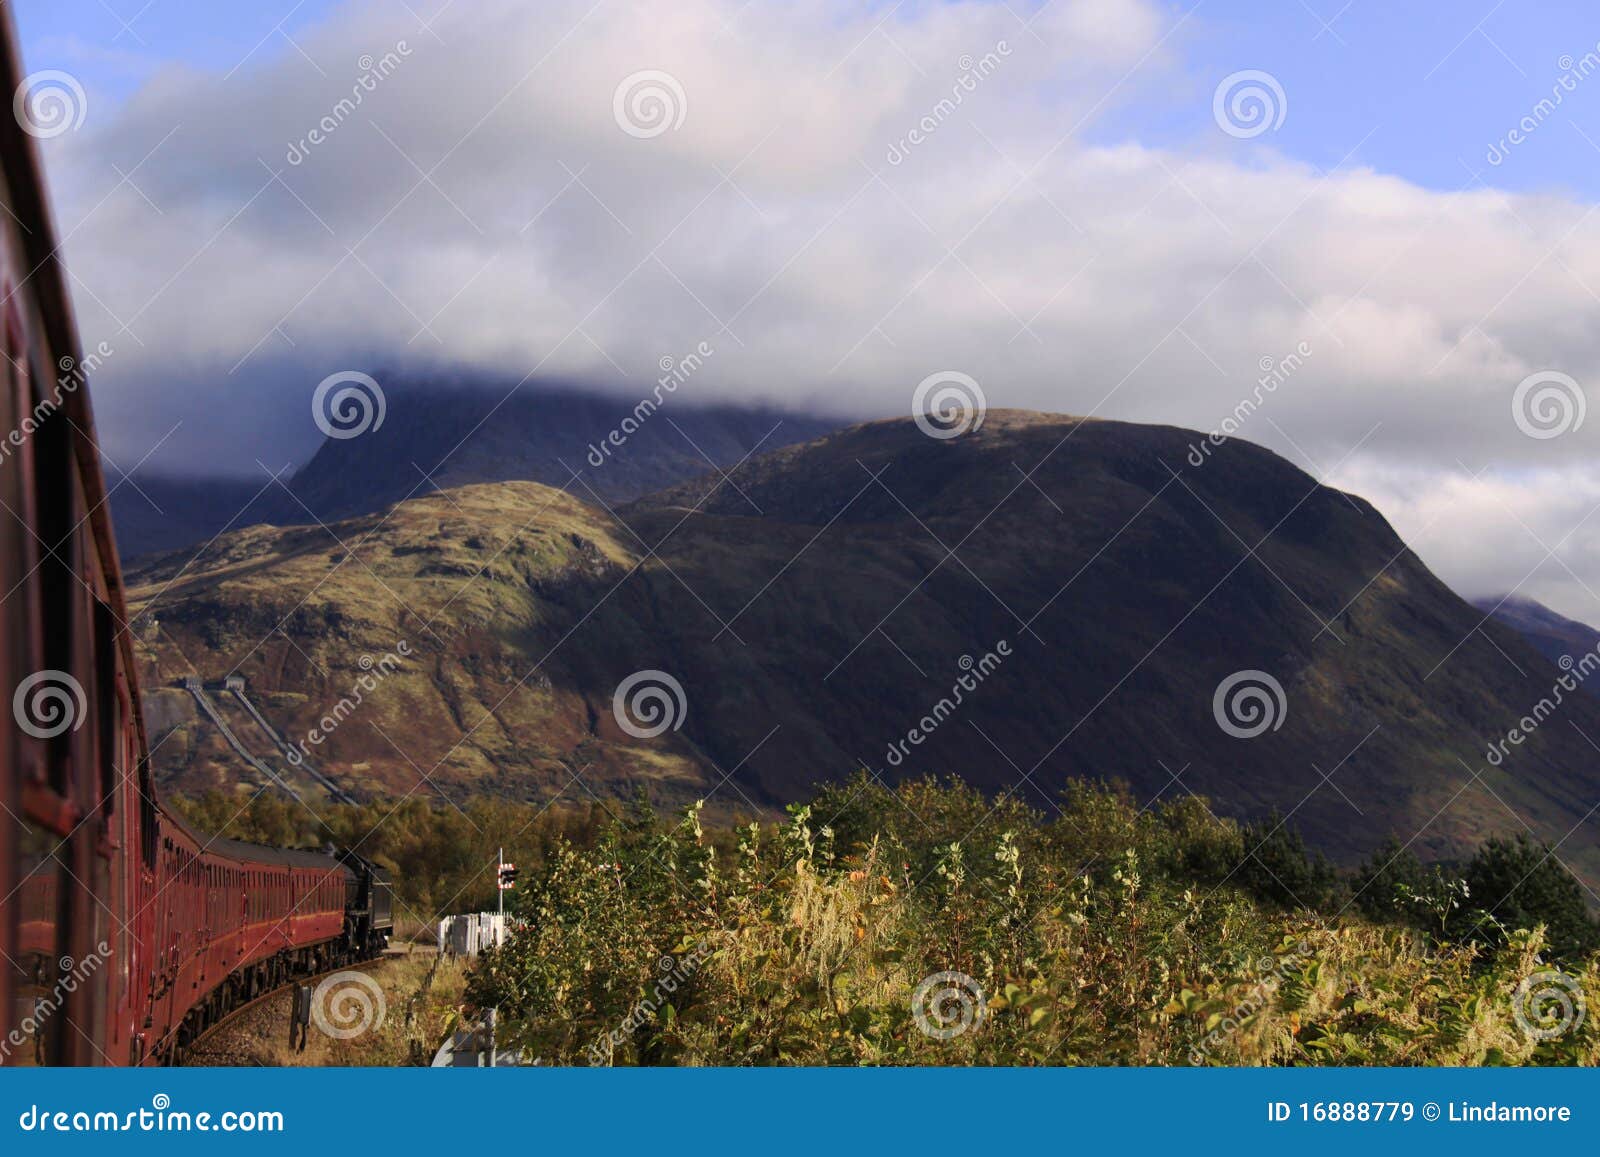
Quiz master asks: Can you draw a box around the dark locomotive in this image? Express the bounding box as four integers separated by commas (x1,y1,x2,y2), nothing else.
0,12,393,1065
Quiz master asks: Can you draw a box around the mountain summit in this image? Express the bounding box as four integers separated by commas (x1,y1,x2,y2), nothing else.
128,410,1600,887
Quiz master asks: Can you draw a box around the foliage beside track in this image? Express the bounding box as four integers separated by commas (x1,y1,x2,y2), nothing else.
172,777,1599,1066
457,776,1598,1066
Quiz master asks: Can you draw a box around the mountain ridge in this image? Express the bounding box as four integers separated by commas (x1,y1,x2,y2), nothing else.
109,380,841,560
126,409,1600,889
1473,593,1600,672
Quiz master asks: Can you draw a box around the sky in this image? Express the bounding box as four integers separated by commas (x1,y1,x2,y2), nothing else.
15,0,1600,623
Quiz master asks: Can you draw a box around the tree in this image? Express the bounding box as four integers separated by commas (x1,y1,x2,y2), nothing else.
1350,837,1429,924
1450,834,1600,960
1237,812,1340,911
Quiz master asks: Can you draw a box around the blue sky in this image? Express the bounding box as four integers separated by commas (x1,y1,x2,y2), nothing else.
18,0,1600,201
1153,0,1600,199
16,0,1600,617
12,0,341,99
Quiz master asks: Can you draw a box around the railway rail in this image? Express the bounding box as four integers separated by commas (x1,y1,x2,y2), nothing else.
180,955,390,1065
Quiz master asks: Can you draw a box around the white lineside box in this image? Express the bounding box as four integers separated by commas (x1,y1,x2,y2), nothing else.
436,912,507,957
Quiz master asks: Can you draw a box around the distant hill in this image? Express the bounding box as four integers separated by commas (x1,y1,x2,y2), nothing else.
1473,594,1600,670
127,410,1600,889
109,380,838,559
108,474,275,558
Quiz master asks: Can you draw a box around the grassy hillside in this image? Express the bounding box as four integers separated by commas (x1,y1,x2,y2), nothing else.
130,411,1600,888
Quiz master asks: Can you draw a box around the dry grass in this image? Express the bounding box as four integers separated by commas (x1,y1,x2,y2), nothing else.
222,950,470,1067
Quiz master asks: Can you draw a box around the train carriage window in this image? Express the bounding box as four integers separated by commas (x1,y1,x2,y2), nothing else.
26,360,83,804
91,600,118,818
6,824,68,1065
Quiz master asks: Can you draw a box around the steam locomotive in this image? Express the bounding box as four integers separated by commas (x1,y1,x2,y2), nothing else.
0,13,393,1066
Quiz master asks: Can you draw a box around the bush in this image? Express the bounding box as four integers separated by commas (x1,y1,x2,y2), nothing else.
1236,812,1342,911
460,780,1598,1067
1451,834,1600,961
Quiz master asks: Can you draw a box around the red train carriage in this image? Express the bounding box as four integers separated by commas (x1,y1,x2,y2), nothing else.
0,11,391,1066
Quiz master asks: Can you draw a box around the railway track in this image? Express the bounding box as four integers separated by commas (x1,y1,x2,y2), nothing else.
179,955,391,1065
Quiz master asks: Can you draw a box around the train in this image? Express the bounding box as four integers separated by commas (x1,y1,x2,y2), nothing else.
0,13,393,1065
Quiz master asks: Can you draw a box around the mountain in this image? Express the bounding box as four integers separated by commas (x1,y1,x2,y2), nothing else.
1473,594,1600,670
109,381,838,559
108,474,276,558
126,410,1600,888
283,379,838,523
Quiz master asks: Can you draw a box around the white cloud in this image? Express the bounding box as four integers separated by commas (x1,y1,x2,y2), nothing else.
30,0,1600,622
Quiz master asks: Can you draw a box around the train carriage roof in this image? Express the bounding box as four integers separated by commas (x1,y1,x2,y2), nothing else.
202,835,353,873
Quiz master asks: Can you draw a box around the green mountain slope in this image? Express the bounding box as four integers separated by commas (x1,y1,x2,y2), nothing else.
128,410,1600,887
